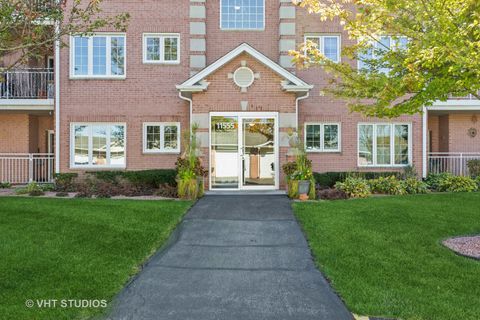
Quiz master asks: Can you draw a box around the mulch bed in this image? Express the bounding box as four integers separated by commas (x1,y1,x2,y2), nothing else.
443,236,480,260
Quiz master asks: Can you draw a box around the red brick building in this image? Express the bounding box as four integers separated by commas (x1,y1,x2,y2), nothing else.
1,0,479,187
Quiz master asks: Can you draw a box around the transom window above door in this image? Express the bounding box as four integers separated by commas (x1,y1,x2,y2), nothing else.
304,35,341,62
220,0,265,30
143,123,180,153
70,34,126,78
305,123,341,152
143,34,180,64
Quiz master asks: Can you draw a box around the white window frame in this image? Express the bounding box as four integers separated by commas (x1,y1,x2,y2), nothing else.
142,122,181,154
357,123,412,167
357,35,408,71
70,122,127,169
142,33,180,64
304,122,341,153
69,33,127,79
219,0,266,31
304,34,341,63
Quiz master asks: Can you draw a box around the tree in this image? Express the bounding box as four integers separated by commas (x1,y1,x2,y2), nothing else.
290,0,480,118
0,0,129,68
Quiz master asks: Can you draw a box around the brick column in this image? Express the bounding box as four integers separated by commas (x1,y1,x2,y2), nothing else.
279,0,296,71
189,0,207,76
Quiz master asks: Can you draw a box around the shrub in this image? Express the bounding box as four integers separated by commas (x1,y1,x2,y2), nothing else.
27,182,45,196
368,176,406,195
335,177,371,198
317,188,348,200
91,169,177,189
425,172,453,191
40,183,55,192
282,161,297,176
467,159,480,178
155,183,178,198
438,175,478,193
402,165,418,179
0,182,11,189
401,178,429,194
314,171,402,188
54,173,78,192
476,176,480,188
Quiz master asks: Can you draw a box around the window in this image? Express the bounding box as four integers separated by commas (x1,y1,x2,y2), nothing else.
143,123,180,153
71,123,126,168
220,0,265,30
71,34,126,78
358,36,408,71
143,34,180,64
305,35,341,62
305,123,341,152
358,123,411,167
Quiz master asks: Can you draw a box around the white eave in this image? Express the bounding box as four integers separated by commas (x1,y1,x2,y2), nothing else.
176,43,313,93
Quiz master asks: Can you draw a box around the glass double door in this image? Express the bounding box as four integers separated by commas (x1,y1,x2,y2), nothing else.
210,113,277,190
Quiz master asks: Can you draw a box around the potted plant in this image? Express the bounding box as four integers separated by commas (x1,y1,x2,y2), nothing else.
283,128,315,200
176,124,207,200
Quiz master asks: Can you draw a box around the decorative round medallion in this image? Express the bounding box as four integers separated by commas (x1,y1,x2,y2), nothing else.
233,67,255,89
468,128,477,138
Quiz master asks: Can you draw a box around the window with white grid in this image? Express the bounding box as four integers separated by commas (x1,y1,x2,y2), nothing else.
220,0,265,30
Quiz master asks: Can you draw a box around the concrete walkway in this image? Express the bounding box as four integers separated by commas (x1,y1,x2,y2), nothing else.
109,195,352,320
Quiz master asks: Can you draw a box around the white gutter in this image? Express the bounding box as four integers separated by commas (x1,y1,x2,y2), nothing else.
295,91,310,130
54,22,60,174
422,106,428,178
178,92,193,133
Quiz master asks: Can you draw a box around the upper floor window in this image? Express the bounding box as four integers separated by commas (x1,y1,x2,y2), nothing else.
220,0,265,30
143,34,180,64
358,36,408,72
305,35,341,63
305,123,341,152
70,34,126,78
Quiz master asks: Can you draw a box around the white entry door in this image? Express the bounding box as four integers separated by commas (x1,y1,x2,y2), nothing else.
209,112,279,190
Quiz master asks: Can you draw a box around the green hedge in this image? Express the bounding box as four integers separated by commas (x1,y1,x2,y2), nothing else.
89,169,177,188
314,171,403,188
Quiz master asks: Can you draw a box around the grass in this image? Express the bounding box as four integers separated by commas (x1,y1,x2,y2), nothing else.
293,193,480,320
0,197,192,320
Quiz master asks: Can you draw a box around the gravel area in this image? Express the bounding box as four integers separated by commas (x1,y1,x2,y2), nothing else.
443,236,480,260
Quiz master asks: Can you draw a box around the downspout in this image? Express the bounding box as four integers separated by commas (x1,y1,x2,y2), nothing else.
178,91,193,133
54,21,60,173
295,91,310,130
422,106,428,178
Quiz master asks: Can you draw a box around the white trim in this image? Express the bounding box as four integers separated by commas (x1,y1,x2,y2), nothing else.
304,34,341,63
219,0,266,31
69,122,127,169
304,122,342,153
176,43,313,92
142,122,181,154
69,33,127,79
209,112,279,191
142,33,180,65
55,21,60,173
422,107,428,178
0,99,54,110
357,122,413,168
427,101,480,109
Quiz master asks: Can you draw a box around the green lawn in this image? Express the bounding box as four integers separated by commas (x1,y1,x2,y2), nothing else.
293,193,480,320
0,197,192,320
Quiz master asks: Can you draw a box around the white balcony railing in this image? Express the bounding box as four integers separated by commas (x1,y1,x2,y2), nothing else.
0,69,54,100
0,153,54,184
428,152,480,176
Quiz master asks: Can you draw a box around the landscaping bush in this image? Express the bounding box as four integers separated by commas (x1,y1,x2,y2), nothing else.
467,159,480,178
15,182,45,196
91,169,177,188
314,171,402,188
425,172,453,191
401,178,429,194
368,176,406,195
335,177,371,198
54,173,78,192
317,188,348,200
155,183,178,198
438,175,478,193
0,182,11,189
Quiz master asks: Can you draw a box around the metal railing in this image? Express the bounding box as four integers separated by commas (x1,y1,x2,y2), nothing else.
0,154,54,184
428,152,480,176
0,69,54,100
448,91,480,100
